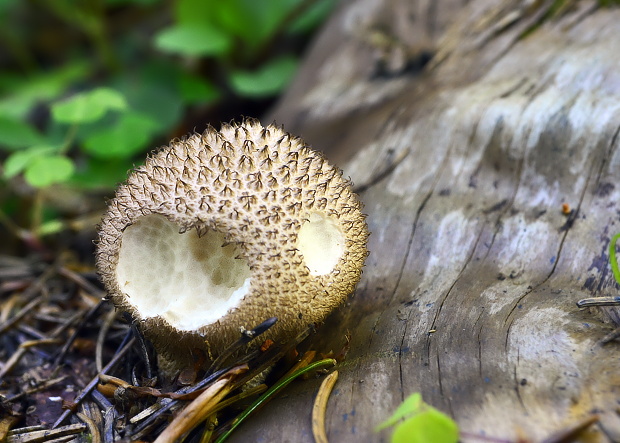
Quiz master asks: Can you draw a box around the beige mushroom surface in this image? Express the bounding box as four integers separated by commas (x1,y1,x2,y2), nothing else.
96,119,368,370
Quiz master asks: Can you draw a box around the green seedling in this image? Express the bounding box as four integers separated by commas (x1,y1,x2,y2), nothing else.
376,393,459,443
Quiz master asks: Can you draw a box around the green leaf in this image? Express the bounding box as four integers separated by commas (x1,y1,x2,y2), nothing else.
175,0,214,26
106,0,162,5
177,73,220,104
0,63,89,120
609,232,620,285
287,0,335,34
4,145,61,178
36,219,65,236
175,0,303,51
376,393,459,443
0,0,18,13
154,24,231,57
70,157,135,190
229,56,298,98
115,66,184,133
215,0,299,49
83,111,159,159
23,155,75,188
51,87,128,124
0,117,45,150
375,393,422,431
392,409,458,443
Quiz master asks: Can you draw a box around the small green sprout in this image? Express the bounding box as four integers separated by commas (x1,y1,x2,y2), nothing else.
608,232,620,285
375,393,459,443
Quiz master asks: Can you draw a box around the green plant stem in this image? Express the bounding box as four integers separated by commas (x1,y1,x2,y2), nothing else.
0,207,29,240
61,124,79,155
252,0,317,65
609,232,620,285
0,27,37,74
214,359,336,443
30,190,44,235
37,0,119,72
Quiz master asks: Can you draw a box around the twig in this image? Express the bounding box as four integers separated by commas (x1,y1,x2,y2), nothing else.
0,416,19,442
541,414,599,443
53,299,105,367
57,266,106,299
600,327,620,345
96,309,119,372
76,412,102,443
0,294,20,324
283,350,316,379
17,263,57,301
101,406,117,443
153,365,248,443
228,323,317,392
0,295,44,336
208,317,278,372
129,368,229,439
207,384,267,416
312,370,339,443
132,322,315,439
199,414,218,443
0,338,63,380
52,336,136,429
214,359,337,443
5,426,45,435
6,424,87,443
130,320,154,380
576,296,620,307
16,324,48,340
0,207,30,241
130,401,166,425
2,375,68,403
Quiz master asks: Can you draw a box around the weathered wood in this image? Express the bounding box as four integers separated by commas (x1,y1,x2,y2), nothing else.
235,0,620,441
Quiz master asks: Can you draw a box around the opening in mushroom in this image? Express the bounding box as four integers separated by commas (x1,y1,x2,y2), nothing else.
116,214,251,331
296,212,345,276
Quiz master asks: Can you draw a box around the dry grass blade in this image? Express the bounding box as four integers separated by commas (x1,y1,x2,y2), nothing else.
0,338,62,379
153,365,248,443
76,412,102,443
207,384,267,416
312,370,339,443
6,423,86,443
0,296,44,336
96,309,119,372
283,350,316,379
208,317,278,372
52,336,136,429
2,376,67,403
0,416,19,441
576,296,620,307
57,266,106,299
52,300,105,368
541,415,600,443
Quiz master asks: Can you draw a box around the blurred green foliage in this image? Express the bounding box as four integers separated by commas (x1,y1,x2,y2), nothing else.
0,0,334,239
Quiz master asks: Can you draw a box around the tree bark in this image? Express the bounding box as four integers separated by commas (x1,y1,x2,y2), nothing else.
235,0,620,441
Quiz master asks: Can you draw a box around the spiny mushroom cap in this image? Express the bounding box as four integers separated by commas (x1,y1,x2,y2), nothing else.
96,119,368,369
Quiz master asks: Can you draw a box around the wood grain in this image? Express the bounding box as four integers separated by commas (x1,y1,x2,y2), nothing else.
238,1,620,441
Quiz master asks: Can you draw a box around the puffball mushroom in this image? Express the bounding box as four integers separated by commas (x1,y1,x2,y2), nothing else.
96,119,368,371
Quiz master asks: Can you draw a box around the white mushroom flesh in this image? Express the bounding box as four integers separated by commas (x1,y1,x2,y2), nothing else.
116,214,251,331
296,212,345,276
